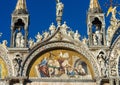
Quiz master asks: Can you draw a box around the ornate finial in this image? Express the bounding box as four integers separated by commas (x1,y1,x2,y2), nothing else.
56,0,64,27
13,0,28,14
89,0,102,13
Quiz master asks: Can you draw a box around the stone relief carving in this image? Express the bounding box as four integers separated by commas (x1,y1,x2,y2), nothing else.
110,39,120,76
107,6,120,45
97,51,109,77
13,53,22,76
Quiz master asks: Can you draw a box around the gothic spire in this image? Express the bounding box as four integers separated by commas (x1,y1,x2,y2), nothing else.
89,0,102,13
13,0,28,14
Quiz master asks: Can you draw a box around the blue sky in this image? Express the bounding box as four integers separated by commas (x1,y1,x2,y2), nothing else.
0,0,120,46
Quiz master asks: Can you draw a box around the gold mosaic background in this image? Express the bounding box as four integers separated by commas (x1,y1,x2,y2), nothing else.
29,49,94,78
0,57,8,79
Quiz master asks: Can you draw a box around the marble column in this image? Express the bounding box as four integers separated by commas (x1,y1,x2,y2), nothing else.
115,78,119,85
109,79,114,85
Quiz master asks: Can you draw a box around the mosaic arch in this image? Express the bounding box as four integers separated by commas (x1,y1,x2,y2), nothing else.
0,57,8,78
109,35,120,76
0,45,13,78
29,49,93,78
22,42,101,78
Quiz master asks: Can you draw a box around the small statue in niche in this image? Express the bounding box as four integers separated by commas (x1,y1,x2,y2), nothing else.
95,26,103,45
13,54,22,76
20,36,25,47
15,31,23,47
93,33,97,45
97,52,108,77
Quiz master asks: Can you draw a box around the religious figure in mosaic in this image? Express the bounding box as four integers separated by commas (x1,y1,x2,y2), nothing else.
38,57,49,77
37,52,88,78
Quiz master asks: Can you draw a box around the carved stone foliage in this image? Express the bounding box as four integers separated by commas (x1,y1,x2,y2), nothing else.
0,45,13,76
22,42,100,78
29,22,82,49
109,38,120,76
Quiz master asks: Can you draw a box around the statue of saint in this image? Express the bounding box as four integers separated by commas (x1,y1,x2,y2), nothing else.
35,32,42,43
95,27,103,45
29,38,35,48
74,30,80,41
56,2,64,17
93,33,97,45
15,31,23,47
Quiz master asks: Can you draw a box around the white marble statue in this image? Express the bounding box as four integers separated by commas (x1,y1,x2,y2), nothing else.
35,32,42,43
2,40,7,47
61,22,68,35
20,36,25,48
82,37,88,45
95,29,102,45
93,33,97,45
68,31,74,38
49,23,56,34
56,2,64,17
15,31,23,47
29,38,35,48
74,30,80,41
43,32,49,39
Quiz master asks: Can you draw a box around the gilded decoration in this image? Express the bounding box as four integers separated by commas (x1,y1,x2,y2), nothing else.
0,57,8,79
29,49,93,79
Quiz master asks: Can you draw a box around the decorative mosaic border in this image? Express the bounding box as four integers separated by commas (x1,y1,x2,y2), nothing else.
22,42,101,78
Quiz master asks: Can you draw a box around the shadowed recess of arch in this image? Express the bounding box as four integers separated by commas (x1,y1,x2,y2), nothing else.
14,19,25,28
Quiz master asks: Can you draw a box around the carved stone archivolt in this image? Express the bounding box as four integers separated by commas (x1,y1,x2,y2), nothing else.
109,36,120,76
22,42,101,78
0,45,13,76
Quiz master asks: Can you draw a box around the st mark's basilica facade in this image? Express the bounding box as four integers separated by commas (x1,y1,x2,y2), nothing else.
0,0,120,85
